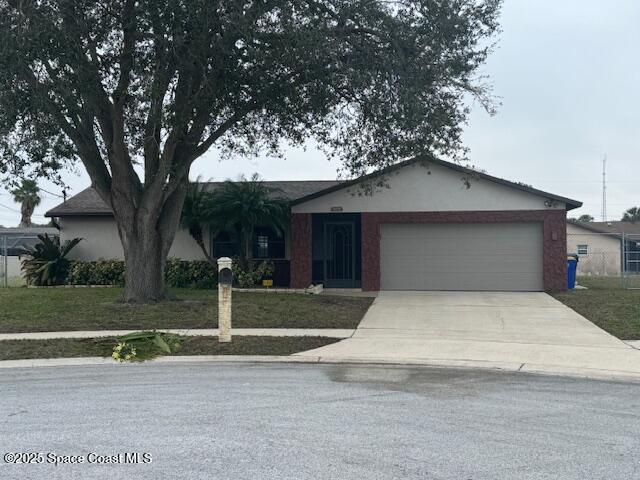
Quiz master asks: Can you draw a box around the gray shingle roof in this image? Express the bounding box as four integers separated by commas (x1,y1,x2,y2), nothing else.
46,156,583,217
569,220,640,236
45,181,343,217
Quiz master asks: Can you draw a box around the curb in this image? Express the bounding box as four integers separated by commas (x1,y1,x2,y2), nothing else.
0,356,318,369
2,355,640,384
0,328,355,341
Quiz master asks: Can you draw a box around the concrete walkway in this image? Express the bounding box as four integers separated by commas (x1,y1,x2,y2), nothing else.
0,328,355,341
295,291,640,381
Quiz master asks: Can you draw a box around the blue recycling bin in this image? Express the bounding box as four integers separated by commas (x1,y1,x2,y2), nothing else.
567,255,578,289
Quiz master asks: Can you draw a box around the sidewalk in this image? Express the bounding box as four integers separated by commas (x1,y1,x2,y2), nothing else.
0,328,355,341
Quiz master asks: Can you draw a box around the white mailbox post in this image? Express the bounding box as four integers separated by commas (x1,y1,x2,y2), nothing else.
217,257,233,343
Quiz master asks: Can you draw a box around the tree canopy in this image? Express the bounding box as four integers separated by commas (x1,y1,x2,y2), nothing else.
11,179,41,228
0,0,502,302
575,214,594,223
622,207,640,223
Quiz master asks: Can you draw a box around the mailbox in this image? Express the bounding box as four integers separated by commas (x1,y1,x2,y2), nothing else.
217,256,233,343
219,267,233,285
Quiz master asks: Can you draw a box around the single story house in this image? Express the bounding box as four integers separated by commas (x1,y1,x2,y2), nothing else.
46,156,582,292
567,221,640,275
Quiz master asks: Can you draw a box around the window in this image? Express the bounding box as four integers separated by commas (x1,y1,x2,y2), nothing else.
577,244,588,255
212,231,240,258
212,228,286,259
256,235,269,258
253,227,286,259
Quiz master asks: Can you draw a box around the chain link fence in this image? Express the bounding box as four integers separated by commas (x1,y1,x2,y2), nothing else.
0,232,58,287
567,231,640,290
622,233,640,289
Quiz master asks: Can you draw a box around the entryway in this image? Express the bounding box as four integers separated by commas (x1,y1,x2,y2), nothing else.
312,213,361,288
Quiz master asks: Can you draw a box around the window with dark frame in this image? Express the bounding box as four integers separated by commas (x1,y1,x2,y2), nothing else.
253,227,286,259
212,228,286,259
577,244,588,255
256,235,269,258
211,231,240,258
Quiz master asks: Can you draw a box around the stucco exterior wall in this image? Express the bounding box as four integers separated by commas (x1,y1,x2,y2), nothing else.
59,217,210,261
5,256,22,278
567,223,621,276
292,162,566,214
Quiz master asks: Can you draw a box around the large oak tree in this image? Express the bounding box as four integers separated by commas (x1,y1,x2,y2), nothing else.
0,0,501,302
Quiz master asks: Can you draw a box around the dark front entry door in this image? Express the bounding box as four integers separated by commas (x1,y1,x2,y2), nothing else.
324,221,356,288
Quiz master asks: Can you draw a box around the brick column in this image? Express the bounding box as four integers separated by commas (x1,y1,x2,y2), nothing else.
542,210,568,292
361,213,380,291
290,213,312,288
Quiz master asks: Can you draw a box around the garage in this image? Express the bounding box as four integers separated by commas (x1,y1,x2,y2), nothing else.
380,223,544,291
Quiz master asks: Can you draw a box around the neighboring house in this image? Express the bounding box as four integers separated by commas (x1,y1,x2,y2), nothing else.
0,227,59,282
45,157,582,292
567,221,640,275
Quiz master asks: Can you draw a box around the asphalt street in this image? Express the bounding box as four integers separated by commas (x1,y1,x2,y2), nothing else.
1,363,639,479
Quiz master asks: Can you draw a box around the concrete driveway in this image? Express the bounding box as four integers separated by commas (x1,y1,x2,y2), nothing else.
297,291,640,380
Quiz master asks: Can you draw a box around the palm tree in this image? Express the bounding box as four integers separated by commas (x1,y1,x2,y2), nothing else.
21,234,82,286
622,207,640,223
180,178,216,265
11,179,41,228
210,174,290,269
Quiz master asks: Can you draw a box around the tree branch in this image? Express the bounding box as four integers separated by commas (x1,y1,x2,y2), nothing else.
113,0,136,107
21,68,112,197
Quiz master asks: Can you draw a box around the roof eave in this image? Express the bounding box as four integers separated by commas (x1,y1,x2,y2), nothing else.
45,211,114,218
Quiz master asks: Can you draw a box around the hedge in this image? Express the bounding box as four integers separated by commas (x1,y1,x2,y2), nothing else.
68,259,125,286
165,259,217,289
67,259,217,289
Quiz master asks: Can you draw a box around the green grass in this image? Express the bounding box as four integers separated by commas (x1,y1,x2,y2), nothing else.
7,276,25,287
0,288,373,333
553,276,640,340
0,336,340,361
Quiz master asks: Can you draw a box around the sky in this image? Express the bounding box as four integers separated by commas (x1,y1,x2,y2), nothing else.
0,0,638,226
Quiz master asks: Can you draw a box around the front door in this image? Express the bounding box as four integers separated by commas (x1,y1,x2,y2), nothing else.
324,221,356,288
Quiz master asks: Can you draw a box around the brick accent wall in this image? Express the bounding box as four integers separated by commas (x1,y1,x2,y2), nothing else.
361,210,567,292
290,213,313,288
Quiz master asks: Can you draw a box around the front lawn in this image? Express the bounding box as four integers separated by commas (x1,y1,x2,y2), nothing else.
0,336,339,361
0,288,373,333
552,276,640,340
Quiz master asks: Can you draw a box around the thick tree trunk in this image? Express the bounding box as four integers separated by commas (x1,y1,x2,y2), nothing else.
110,179,189,304
120,224,169,303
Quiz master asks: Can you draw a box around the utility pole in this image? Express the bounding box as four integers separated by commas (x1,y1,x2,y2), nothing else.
601,154,607,222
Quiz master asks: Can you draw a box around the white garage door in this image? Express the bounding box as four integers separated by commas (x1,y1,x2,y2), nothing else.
380,223,543,291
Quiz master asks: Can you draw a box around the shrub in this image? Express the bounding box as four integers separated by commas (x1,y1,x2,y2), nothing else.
231,257,275,288
67,258,217,288
21,234,82,286
68,259,125,286
165,259,217,288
